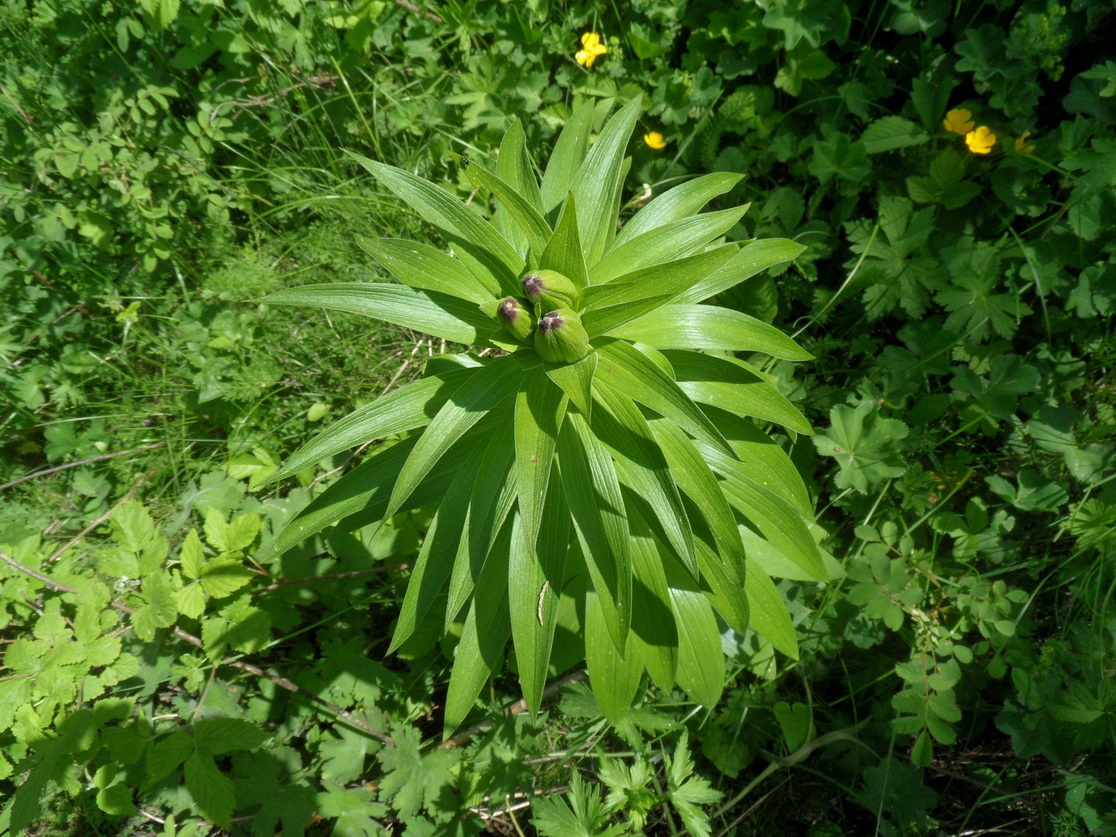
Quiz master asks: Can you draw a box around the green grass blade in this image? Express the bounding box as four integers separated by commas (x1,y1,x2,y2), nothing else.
665,350,814,436
673,238,807,304
387,353,528,518
591,383,696,574
260,283,493,345
595,340,735,458
558,411,632,650
540,102,595,215
271,369,472,483
571,96,641,266
539,193,589,290
589,206,749,285
607,304,814,360
361,238,493,304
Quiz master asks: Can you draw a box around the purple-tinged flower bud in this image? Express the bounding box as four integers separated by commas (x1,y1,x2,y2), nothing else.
496,297,535,343
521,269,580,311
534,308,590,364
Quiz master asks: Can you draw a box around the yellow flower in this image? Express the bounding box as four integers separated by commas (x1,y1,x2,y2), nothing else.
643,131,667,150
1014,131,1035,154
965,126,996,155
575,32,607,68
942,108,975,135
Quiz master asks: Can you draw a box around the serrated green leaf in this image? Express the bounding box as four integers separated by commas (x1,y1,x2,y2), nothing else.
194,717,269,755
198,560,254,599
612,173,744,249
132,573,177,640
812,401,909,492
184,752,235,829
96,783,138,817
608,304,812,360
859,116,930,154
595,340,736,457
145,730,193,788
110,500,156,553
174,583,206,620
558,411,632,650
362,238,491,304
260,283,493,345
180,529,204,580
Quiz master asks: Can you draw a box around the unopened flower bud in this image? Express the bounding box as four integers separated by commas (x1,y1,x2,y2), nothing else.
521,269,580,311
497,297,535,342
534,308,590,364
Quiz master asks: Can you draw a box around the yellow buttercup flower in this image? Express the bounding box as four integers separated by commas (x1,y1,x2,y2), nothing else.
965,126,996,155
643,131,667,150
1014,131,1035,154
575,32,607,68
943,108,975,135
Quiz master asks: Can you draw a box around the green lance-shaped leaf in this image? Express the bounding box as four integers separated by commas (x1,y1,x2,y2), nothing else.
509,485,570,716
348,153,523,297
570,96,641,266
266,432,475,560
270,366,474,483
585,585,643,723
591,383,696,574
581,247,739,337
260,283,495,345
648,417,747,587
544,348,597,420
589,206,750,285
497,118,543,213
629,515,678,690
515,374,568,554
594,340,735,458
706,405,812,517
539,193,589,290
386,353,530,519
665,350,814,436
361,238,492,304
463,158,552,259
663,550,725,708
443,521,513,735
610,172,745,249
698,439,826,582
745,554,799,659
445,423,518,625
557,411,632,650
540,102,595,216
673,238,807,304
390,441,488,653
693,532,750,635
608,304,813,361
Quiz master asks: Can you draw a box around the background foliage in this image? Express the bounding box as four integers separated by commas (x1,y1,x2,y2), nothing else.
2,0,1114,834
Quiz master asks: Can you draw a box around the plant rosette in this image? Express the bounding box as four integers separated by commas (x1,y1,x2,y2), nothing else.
262,97,822,731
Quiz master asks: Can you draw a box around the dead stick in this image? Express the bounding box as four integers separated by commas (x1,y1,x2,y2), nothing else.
0,444,164,492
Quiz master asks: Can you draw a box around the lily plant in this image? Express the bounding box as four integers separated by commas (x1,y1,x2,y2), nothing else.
262,97,826,732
